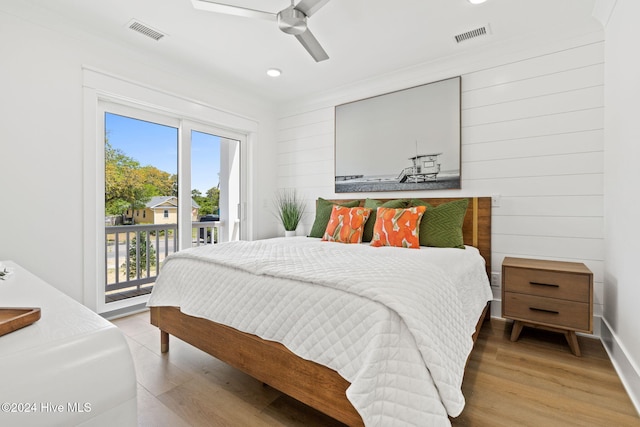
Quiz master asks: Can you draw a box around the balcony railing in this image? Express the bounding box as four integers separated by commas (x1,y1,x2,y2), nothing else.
105,221,219,302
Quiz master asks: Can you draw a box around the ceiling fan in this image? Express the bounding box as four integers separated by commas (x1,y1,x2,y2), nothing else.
191,0,331,62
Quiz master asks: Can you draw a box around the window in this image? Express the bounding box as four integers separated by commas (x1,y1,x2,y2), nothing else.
83,68,254,315
98,105,245,312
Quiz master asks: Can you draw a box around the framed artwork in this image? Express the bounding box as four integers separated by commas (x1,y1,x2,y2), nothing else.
334,76,461,193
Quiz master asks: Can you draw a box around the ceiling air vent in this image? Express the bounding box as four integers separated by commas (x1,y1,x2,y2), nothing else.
127,20,166,41
454,25,490,43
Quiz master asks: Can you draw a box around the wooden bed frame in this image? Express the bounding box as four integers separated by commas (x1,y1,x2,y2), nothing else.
150,197,492,426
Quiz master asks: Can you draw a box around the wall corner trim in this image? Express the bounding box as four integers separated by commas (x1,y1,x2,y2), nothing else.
592,0,618,28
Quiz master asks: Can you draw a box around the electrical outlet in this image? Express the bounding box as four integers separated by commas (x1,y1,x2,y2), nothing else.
491,272,501,287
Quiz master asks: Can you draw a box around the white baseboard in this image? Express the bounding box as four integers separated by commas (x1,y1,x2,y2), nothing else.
600,318,640,416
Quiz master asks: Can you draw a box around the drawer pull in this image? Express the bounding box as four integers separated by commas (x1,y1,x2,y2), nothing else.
529,307,559,315
529,281,559,288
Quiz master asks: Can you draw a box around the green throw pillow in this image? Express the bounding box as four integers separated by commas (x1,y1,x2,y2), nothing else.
308,198,361,238
362,198,410,242
411,198,469,248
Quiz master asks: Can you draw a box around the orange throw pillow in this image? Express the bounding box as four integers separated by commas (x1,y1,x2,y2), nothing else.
370,206,426,248
322,206,372,244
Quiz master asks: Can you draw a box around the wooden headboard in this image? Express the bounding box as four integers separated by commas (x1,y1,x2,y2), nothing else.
327,197,492,277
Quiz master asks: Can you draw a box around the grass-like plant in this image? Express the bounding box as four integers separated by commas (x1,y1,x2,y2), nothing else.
274,189,306,231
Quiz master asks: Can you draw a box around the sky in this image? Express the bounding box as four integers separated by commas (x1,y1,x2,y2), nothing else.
105,113,221,195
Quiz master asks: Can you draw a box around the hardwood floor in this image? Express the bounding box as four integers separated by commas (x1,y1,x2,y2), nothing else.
112,311,640,426
453,319,639,427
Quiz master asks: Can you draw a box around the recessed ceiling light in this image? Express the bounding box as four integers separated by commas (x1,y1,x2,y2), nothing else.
267,68,282,77
468,0,487,4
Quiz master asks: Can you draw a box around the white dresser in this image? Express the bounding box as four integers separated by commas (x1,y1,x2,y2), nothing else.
0,261,137,426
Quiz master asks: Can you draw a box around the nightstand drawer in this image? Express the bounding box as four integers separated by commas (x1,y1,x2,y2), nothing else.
503,267,590,302
503,292,590,331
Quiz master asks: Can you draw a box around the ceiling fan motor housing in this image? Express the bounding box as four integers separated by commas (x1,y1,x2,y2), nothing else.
191,0,329,61
278,7,307,35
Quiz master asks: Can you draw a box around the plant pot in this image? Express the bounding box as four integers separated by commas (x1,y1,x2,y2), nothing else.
284,230,296,238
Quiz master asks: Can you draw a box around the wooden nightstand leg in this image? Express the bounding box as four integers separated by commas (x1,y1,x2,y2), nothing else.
510,321,524,342
565,331,581,357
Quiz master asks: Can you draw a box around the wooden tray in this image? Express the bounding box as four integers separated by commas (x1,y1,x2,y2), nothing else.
0,307,41,337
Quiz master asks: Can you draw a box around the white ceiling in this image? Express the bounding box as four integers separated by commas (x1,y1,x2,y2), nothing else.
9,0,600,104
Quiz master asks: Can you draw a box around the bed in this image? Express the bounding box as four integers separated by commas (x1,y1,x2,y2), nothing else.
148,197,492,426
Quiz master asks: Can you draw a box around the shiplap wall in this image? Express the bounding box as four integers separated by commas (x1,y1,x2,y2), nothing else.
276,40,604,320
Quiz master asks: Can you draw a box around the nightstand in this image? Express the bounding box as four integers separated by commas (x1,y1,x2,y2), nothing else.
501,257,593,356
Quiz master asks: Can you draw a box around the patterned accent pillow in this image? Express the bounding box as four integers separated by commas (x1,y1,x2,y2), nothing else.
308,198,361,238
322,206,372,243
370,206,426,248
362,198,411,242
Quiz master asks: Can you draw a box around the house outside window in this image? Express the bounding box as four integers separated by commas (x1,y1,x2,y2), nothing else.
164,209,169,218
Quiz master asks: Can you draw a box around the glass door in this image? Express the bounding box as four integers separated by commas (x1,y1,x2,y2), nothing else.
98,104,246,313
104,111,179,304
187,126,241,249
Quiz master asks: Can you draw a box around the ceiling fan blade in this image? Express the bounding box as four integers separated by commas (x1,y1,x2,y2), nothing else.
295,0,331,17
191,0,276,21
295,28,329,62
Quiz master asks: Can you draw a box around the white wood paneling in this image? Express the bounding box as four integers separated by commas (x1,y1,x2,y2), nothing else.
463,129,603,161
493,235,603,261
493,195,604,217
277,120,333,143
463,64,604,109
275,37,605,323
276,107,334,131
464,152,603,179
462,38,605,321
277,146,333,167
493,216,603,239
464,108,603,144
463,86,603,127
463,174,603,196
278,134,332,153
461,42,604,90
278,159,334,177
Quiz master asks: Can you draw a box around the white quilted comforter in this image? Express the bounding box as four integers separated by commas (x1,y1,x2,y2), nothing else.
147,237,492,426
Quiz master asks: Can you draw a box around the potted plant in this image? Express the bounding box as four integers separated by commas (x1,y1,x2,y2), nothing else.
274,189,306,237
